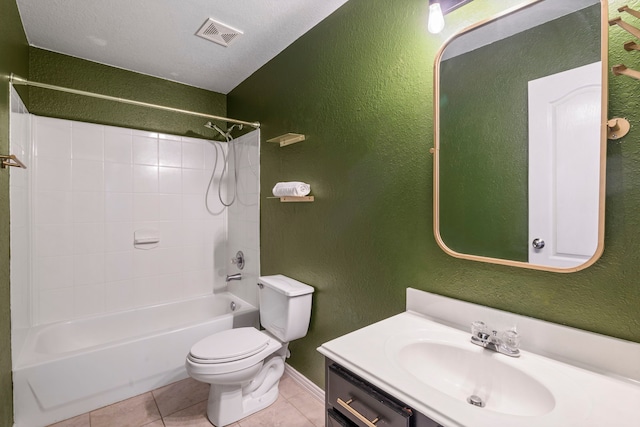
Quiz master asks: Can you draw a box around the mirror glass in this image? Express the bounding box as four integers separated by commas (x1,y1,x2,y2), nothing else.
434,0,606,272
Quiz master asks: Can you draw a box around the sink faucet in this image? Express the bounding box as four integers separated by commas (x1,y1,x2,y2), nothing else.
470,321,520,357
226,273,242,282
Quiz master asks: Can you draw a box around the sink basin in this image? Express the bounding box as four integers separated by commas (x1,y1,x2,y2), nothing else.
389,337,556,417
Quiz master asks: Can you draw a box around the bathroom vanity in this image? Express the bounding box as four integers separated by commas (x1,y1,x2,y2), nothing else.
318,288,640,427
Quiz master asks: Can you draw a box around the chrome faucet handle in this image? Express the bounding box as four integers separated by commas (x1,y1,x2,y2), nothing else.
471,320,487,337
471,321,492,347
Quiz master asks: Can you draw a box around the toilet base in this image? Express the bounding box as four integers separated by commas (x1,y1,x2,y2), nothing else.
205,353,286,427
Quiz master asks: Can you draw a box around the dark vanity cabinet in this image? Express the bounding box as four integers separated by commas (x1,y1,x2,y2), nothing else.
324,359,445,427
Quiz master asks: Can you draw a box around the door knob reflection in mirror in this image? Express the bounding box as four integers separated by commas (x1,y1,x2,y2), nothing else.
532,238,545,250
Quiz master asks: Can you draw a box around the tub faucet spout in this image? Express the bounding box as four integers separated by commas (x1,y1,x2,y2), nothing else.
226,273,242,282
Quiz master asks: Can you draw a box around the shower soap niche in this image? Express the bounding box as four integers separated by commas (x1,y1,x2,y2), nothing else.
134,229,160,250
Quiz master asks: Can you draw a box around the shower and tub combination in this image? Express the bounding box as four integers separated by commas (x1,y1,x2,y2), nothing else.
8,83,262,426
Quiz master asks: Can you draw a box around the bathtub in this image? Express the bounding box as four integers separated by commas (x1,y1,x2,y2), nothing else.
12,292,258,427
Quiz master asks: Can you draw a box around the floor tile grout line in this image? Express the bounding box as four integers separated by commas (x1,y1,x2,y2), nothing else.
280,392,322,427
300,410,318,427
281,390,324,426
150,391,166,426
159,397,209,422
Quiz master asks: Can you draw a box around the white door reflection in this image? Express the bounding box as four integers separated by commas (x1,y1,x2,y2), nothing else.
528,62,602,268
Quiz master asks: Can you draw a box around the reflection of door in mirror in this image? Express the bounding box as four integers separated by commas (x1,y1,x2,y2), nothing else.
528,62,601,268
435,0,605,272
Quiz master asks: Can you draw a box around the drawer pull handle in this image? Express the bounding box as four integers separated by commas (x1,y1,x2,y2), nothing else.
337,397,380,427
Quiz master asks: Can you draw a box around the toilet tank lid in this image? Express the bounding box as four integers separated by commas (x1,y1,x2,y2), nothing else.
258,275,314,296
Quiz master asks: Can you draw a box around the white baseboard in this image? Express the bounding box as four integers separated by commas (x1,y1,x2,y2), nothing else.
284,363,325,403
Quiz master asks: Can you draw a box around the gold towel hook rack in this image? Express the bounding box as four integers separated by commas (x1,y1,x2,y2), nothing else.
609,17,640,40
624,40,640,51
618,5,640,20
607,118,631,140
612,64,640,80
0,154,26,169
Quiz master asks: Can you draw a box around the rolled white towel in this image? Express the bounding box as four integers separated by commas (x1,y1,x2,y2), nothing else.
272,181,311,197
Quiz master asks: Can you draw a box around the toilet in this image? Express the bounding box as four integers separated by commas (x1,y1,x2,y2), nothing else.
185,275,314,427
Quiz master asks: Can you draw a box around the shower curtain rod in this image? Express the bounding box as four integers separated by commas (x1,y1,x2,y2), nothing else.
9,74,260,129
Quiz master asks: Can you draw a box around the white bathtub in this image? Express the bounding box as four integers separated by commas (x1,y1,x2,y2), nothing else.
12,293,258,427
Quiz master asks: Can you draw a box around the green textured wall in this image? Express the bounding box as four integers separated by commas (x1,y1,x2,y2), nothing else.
439,5,600,261
0,0,29,423
229,0,640,389
28,48,227,138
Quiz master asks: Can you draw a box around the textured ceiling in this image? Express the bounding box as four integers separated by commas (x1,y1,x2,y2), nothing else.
15,0,349,94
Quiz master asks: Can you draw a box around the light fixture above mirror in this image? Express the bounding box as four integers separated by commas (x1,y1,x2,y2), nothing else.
427,0,476,34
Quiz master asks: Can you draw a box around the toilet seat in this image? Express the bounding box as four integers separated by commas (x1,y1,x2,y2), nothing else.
186,327,282,375
189,327,271,363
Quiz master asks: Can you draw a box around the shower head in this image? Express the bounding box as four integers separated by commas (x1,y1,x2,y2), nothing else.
204,121,227,139
204,121,243,140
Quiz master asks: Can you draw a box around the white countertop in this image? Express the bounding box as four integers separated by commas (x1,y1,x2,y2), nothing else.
318,291,640,427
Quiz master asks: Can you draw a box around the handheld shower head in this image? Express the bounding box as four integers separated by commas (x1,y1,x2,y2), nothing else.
204,122,243,140
204,121,227,139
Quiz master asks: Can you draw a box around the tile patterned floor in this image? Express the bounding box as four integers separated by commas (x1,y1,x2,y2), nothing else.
48,373,325,427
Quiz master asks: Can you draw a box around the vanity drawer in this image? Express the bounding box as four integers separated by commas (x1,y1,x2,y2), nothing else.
327,363,412,427
327,408,358,426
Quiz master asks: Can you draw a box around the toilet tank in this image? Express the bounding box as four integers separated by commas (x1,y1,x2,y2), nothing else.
258,275,314,342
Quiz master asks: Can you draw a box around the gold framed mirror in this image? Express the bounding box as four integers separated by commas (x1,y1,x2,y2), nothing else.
433,0,608,272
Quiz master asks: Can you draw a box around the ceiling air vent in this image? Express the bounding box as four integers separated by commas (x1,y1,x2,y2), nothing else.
196,18,243,47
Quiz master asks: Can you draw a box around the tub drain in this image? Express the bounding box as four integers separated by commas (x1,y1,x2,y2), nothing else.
230,301,237,311
467,395,485,408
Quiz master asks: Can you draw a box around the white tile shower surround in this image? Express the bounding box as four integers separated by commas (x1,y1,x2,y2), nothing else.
9,88,32,335
20,115,260,325
47,373,324,427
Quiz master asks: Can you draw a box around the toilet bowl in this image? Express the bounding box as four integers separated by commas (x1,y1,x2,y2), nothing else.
185,275,314,427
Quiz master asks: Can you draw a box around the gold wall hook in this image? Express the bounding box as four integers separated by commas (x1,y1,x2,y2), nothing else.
607,118,630,140
618,5,640,20
624,40,640,51
612,64,640,80
609,17,640,40
0,154,26,169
